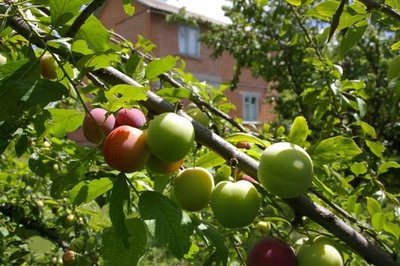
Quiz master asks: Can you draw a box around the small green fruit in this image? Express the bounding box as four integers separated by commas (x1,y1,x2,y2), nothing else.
256,221,271,235
40,53,58,79
297,237,343,266
147,112,195,162
258,142,313,198
0,54,7,65
187,108,209,127
173,167,214,211
210,180,260,228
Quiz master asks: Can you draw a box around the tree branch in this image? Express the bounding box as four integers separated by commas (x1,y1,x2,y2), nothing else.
359,0,400,22
6,12,399,266
65,0,107,38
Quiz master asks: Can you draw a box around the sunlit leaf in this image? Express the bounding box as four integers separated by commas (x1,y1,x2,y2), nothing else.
307,136,362,164
70,178,113,206
288,116,308,147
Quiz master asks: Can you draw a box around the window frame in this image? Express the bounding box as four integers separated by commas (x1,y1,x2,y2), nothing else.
241,92,260,123
178,25,200,58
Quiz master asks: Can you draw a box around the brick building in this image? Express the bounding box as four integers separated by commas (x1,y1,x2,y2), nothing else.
97,0,275,124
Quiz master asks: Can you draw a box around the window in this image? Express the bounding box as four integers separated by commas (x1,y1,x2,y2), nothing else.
178,25,200,58
242,92,259,123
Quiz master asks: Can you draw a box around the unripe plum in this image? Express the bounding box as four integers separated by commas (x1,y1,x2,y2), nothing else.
210,180,260,228
40,53,58,79
297,237,343,266
103,126,150,172
0,54,7,65
187,108,209,127
82,108,115,144
147,112,195,162
146,154,183,174
258,142,313,198
246,236,296,266
115,108,146,128
173,167,214,211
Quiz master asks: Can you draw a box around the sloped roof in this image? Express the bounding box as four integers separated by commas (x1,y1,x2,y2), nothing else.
137,0,231,25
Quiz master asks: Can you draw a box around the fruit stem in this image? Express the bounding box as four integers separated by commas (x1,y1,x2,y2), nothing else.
173,101,183,113
229,157,238,182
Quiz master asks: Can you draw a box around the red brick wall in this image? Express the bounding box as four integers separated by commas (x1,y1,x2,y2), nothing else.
97,0,275,124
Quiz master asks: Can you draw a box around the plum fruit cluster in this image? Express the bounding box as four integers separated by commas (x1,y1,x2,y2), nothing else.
247,236,343,266
81,107,262,227
82,108,187,173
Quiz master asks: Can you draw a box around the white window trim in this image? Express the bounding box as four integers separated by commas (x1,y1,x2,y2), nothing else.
178,25,200,58
241,92,260,124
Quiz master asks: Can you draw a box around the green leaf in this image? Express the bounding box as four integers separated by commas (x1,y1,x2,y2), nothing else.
386,0,400,10
365,140,385,159
70,178,113,206
47,109,84,138
391,40,400,50
310,1,366,30
0,79,68,122
51,161,87,198
71,39,94,55
225,133,269,148
383,222,400,239
350,162,368,176
196,222,228,265
15,134,29,157
312,176,334,198
156,87,192,99
285,0,301,6
109,174,130,242
125,54,145,83
377,161,400,176
77,54,119,71
122,0,135,16
307,136,362,164
0,59,33,80
49,0,83,26
196,151,226,168
347,195,357,213
352,121,376,138
145,55,178,80
315,0,340,17
76,16,111,52
371,213,385,231
139,191,193,259
339,25,367,59
288,116,308,146
103,218,147,266
104,84,149,112
366,197,382,216
27,236,56,254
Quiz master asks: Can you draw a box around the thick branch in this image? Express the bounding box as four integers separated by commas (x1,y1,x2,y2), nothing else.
65,0,107,38
359,0,400,22
6,12,399,266
0,205,62,246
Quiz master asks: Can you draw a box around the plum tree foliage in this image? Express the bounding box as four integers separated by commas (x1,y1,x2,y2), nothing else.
0,0,399,265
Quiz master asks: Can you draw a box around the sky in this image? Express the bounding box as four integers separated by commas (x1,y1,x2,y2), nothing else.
164,0,232,24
